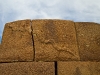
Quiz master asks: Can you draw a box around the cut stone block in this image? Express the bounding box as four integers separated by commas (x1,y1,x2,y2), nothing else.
32,20,80,61
0,20,34,62
58,61,100,75
75,22,100,61
0,62,55,75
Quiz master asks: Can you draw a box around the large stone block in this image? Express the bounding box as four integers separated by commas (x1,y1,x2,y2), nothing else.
75,22,100,61
0,20,34,62
0,62,55,75
32,20,80,61
58,61,100,75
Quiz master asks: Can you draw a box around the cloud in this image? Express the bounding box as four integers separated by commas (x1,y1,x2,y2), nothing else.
1,0,100,21
0,0,100,39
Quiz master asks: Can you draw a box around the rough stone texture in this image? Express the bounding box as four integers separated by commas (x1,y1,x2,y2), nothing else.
0,20,34,62
75,22,100,61
0,62,55,75
0,19,100,75
32,20,80,61
58,61,100,75
0,44,1,49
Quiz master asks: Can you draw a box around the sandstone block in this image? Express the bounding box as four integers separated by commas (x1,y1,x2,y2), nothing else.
0,62,55,75
58,61,100,75
75,22,100,61
32,20,80,61
0,20,34,62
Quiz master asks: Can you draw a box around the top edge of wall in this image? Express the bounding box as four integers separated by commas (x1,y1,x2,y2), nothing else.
32,19,73,21
5,19,100,25
75,22,100,24
5,19,74,24
5,19,31,24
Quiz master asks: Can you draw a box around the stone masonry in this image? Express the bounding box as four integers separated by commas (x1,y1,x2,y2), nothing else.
0,19,100,75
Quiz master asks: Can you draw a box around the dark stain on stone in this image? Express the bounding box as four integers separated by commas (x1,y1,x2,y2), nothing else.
74,67,82,75
44,20,58,42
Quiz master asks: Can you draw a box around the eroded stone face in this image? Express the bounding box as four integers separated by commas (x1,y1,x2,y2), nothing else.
0,44,1,49
75,22,100,61
0,62,55,75
0,20,34,62
58,61,100,75
32,20,80,61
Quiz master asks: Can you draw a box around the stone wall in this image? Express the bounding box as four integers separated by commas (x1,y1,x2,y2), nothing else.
0,19,100,75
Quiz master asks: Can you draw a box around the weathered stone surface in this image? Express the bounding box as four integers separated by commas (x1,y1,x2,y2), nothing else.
32,20,80,61
58,61,100,75
75,22,100,61
0,20,34,62
0,44,1,49
0,62,55,75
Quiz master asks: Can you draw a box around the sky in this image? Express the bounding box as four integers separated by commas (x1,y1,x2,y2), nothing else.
0,0,100,43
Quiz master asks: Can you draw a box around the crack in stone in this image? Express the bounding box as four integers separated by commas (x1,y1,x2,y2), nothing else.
30,20,35,61
35,34,75,59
